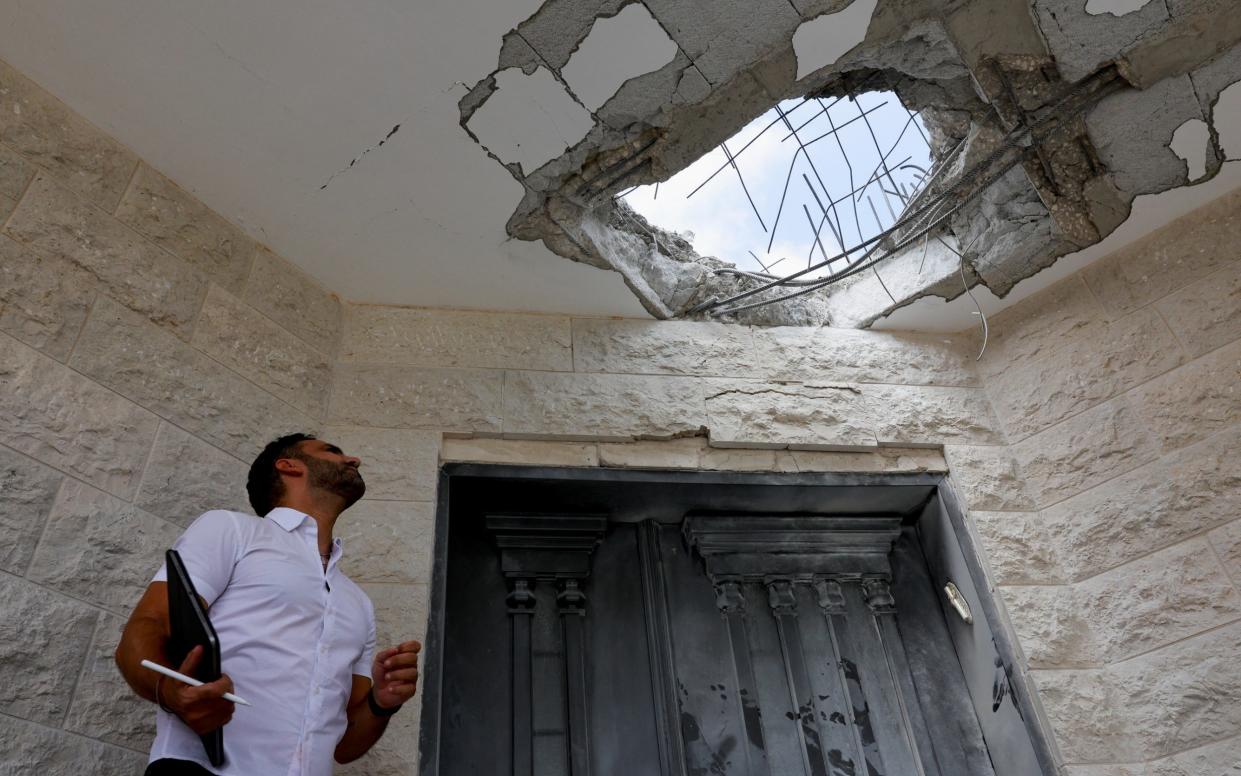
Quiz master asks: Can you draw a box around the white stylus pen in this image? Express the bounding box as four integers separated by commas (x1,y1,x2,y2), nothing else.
141,659,252,706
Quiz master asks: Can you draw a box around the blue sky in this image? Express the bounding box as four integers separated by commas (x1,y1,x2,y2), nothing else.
623,92,932,278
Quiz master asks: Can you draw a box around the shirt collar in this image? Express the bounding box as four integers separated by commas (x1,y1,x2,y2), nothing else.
266,507,311,532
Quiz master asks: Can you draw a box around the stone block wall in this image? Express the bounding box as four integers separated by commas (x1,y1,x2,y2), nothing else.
2,53,1240,776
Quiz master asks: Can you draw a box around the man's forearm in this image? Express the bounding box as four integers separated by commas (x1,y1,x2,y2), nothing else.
114,614,170,703
335,697,393,763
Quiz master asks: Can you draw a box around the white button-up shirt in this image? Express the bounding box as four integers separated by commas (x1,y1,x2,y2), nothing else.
148,508,377,776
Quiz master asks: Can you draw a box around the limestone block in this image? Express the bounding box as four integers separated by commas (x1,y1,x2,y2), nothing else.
1082,188,1241,317
1156,260,1241,358
0,444,61,575
981,292,1184,440
865,384,1002,446
598,438,707,469
134,423,250,527
943,445,1036,512
28,479,182,613
999,585,1102,668
786,447,949,473
337,701,421,776
0,233,96,360
192,285,332,417
1064,766,1144,776
572,318,753,376
440,438,598,467
115,164,255,293
1009,398,1160,508
362,582,430,654
331,365,503,433
337,501,436,585
1041,428,1241,580
1129,338,1241,453
1113,621,1241,759
4,175,207,336
64,613,154,749
0,142,33,199
1031,668,1133,763
970,512,1063,585
0,574,99,725
751,326,978,386
505,371,706,441
1211,520,1241,583
703,378,875,449
699,447,780,471
1079,538,1239,662
0,713,147,776
1148,734,1241,776
0,59,138,210
71,297,317,460
322,426,441,501
0,333,159,499
243,246,341,353
0,191,14,222
345,304,571,371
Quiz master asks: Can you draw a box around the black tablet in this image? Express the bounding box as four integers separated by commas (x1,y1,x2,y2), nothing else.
165,548,226,767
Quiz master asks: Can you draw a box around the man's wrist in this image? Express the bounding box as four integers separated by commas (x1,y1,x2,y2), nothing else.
367,688,401,717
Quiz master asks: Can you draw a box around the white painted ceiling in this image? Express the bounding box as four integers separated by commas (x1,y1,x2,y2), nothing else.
0,0,651,317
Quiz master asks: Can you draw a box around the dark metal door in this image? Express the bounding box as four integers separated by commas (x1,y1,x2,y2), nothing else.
437,513,996,776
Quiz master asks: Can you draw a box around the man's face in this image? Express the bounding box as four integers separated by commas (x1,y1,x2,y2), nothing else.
295,440,366,508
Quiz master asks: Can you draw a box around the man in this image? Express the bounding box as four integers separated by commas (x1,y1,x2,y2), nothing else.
115,433,421,775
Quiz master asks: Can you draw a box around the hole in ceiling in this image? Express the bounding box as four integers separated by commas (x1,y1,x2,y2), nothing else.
617,91,933,280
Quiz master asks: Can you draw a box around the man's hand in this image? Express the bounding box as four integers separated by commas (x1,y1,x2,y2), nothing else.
371,640,421,710
160,645,237,735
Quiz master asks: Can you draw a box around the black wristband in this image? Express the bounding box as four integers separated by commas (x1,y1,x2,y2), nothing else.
368,688,401,717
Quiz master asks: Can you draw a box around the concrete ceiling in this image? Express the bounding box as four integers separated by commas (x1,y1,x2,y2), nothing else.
2,0,1239,329
0,0,651,317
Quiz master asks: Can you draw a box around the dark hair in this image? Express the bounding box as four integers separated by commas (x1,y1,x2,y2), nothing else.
247,433,316,516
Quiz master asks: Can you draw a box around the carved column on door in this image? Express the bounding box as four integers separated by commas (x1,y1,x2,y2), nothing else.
713,578,770,775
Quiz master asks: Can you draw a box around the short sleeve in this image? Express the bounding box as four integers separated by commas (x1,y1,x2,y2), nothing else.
352,596,378,678
150,510,244,605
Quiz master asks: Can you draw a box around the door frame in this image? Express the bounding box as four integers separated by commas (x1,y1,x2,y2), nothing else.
417,464,1061,776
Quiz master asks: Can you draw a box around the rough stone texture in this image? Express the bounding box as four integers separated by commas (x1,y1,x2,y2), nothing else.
1086,74,1204,196
1033,668,1134,763
1040,427,1241,580
785,447,949,472
1146,734,1241,775
0,443,62,575
134,423,250,527
331,365,502,433
865,384,1003,446
703,379,876,449
641,0,800,85
1082,188,1241,318
572,318,754,376
344,305,571,372
192,285,332,417
64,613,155,749
4,174,208,337
1155,259,1241,358
1078,538,1240,662
0,233,95,361
999,584,1102,668
0,573,98,725
1009,398,1161,508
1032,0,1171,83
751,326,979,386
243,246,342,354
339,702,421,776
114,164,256,293
1129,337,1241,453
943,444,1036,512
27,479,182,613
71,297,317,460
0,141,34,200
322,426,441,502
0,714,147,776
1213,520,1241,584
337,501,435,585
440,438,598,467
0,58,138,210
699,446,784,471
505,371,707,441
980,276,1185,441
971,511,1064,585
0,332,159,499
